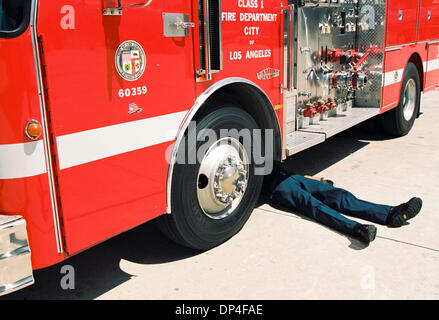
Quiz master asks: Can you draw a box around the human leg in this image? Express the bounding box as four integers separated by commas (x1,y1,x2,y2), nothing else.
289,175,391,225
270,176,360,236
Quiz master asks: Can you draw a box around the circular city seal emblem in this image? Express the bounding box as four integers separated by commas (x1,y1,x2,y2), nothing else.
115,40,146,81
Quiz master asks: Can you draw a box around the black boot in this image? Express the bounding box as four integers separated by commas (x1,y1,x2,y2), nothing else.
354,224,377,244
387,197,423,227
320,178,334,186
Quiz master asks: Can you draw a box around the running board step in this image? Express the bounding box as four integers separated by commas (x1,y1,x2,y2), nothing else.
299,107,380,139
285,131,325,157
0,215,34,296
285,107,380,157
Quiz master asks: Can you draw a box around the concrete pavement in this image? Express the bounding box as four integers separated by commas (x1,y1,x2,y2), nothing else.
3,90,439,300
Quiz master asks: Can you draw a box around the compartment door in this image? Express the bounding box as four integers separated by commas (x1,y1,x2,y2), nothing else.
420,0,439,90
386,0,418,46
37,0,195,254
418,0,439,42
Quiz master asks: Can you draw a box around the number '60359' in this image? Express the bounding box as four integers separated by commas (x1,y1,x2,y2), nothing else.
118,86,148,98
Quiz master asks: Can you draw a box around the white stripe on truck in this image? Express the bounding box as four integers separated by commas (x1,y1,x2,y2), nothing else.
0,141,47,179
56,111,188,170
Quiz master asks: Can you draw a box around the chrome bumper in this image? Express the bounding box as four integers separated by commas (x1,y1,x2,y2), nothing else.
0,215,34,296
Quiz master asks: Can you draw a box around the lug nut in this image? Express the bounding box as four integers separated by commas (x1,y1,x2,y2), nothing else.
237,181,247,189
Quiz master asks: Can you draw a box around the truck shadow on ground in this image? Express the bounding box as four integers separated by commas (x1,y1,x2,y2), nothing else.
3,221,202,300
281,120,396,176
2,123,396,300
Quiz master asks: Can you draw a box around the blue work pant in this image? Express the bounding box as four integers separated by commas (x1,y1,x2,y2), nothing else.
269,175,392,236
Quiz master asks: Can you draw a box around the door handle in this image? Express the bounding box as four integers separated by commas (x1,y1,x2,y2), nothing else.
163,13,193,37
103,0,152,15
173,20,195,29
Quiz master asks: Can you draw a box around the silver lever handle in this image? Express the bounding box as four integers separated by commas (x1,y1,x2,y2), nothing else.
173,20,195,29
121,1,152,9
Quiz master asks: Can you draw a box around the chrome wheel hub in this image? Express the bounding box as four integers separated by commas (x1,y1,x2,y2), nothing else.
214,155,247,204
402,78,416,121
197,137,250,220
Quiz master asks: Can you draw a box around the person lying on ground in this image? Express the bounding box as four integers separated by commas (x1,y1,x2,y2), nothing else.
261,162,423,244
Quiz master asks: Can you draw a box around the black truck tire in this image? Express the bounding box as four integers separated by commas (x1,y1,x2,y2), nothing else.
156,106,264,250
381,62,421,137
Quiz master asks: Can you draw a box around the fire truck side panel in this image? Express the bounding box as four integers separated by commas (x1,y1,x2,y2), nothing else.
0,27,64,268
37,1,196,254
418,0,439,41
386,0,419,47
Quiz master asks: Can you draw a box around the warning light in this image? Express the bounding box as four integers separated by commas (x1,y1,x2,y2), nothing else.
25,120,43,140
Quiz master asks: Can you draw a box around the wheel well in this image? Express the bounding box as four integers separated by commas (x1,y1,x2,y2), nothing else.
408,53,424,91
165,80,283,213
193,82,282,162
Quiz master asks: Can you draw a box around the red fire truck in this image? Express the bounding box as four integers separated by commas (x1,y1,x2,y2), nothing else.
0,0,437,295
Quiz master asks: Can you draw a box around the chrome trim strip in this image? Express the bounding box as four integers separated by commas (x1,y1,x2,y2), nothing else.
384,42,416,50
30,0,63,253
281,6,294,160
302,2,339,8
382,101,398,111
282,8,289,90
385,47,402,52
218,0,223,71
417,39,439,44
165,77,279,213
204,0,212,80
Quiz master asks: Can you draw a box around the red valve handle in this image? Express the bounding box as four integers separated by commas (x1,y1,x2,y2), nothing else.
315,100,327,114
325,100,336,111
304,106,316,118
